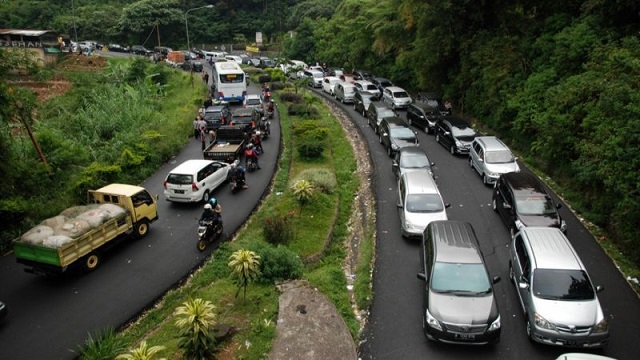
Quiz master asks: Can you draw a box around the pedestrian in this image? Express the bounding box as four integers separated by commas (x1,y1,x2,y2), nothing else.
197,116,207,137
444,100,452,115
200,125,207,150
209,130,216,144
193,116,200,139
203,71,209,85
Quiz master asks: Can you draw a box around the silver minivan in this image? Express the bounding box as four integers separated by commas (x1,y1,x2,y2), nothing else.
469,136,520,185
397,171,449,238
334,82,357,104
510,227,609,348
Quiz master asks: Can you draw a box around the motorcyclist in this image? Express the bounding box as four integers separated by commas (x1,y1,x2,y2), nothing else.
267,100,274,118
243,143,261,169
251,131,263,154
229,161,248,189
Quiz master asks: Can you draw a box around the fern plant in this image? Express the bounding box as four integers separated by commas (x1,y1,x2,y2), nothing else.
174,298,218,359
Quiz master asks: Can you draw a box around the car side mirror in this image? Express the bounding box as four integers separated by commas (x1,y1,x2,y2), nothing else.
417,272,427,281
478,158,484,163
493,276,501,284
556,203,562,210
445,203,451,208
397,202,403,209
419,115,425,119
503,203,511,209
444,131,450,136
383,132,388,137
392,161,398,168
596,285,604,293
430,162,435,166
518,281,529,290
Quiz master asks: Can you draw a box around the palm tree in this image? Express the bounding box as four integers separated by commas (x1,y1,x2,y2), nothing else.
115,341,165,360
174,298,217,359
228,249,261,299
291,179,315,214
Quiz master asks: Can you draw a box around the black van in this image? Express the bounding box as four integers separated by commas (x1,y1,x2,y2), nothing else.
406,102,442,134
417,221,501,345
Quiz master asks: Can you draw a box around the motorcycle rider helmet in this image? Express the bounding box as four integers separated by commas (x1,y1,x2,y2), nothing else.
204,203,212,210
209,198,217,208
247,143,254,149
256,131,261,136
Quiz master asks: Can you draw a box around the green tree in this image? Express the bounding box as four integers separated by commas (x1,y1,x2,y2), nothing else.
228,249,261,299
174,298,217,359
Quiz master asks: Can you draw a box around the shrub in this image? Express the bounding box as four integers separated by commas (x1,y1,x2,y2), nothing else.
292,120,328,140
77,328,127,360
174,298,217,360
291,179,315,205
256,245,304,283
287,103,319,118
293,168,337,194
263,213,294,245
270,81,286,90
258,74,271,84
297,136,325,159
280,91,303,104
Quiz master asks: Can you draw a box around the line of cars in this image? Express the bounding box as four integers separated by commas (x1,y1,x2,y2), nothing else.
314,74,611,350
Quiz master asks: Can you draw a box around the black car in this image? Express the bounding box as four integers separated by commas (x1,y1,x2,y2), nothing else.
366,102,397,134
392,146,434,179
204,105,231,130
378,116,418,157
406,102,442,134
492,172,567,237
434,116,477,155
416,92,449,116
353,69,373,81
353,90,378,117
229,108,258,129
130,45,152,56
107,44,129,53
181,60,203,72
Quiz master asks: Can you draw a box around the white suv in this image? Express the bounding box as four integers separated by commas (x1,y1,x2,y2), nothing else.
383,86,412,110
163,160,230,203
469,136,520,185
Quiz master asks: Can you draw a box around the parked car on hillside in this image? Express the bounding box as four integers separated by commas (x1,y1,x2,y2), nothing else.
371,77,393,93
334,82,357,104
378,116,419,157
406,101,442,134
354,90,379,117
131,45,153,56
367,102,397,134
416,92,449,116
469,136,520,185
434,116,477,155
382,86,412,110
354,69,373,81
354,80,381,98
322,76,341,95
107,44,129,53
392,146,434,180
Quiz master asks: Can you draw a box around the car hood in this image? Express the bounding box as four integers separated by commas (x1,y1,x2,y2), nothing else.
485,162,520,175
455,136,475,144
429,291,498,324
405,210,447,232
532,297,602,327
518,213,561,228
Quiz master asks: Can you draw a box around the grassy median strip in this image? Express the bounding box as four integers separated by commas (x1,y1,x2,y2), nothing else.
95,86,367,359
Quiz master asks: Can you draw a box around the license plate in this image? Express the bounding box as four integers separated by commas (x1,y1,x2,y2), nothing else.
174,190,185,194
455,334,476,340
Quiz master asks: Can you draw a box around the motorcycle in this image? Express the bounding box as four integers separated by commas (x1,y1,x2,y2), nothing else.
260,119,271,140
266,103,275,119
196,218,223,251
246,157,258,172
230,176,246,193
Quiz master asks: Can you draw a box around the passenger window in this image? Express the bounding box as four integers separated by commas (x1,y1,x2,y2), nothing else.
132,190,153,207
514,235,531,280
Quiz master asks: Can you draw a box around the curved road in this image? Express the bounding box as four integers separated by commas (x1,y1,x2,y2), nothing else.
309,88,639,360
0,79,279,359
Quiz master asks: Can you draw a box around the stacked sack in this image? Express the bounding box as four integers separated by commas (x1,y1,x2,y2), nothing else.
19,203,128,249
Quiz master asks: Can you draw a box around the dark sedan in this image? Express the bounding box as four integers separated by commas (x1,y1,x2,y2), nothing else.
107,44,129,53
353,91,379,117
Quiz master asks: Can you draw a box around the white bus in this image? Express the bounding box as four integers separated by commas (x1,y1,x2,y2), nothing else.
212,61,247,103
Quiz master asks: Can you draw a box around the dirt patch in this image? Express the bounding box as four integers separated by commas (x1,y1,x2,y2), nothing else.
58,54,108,71
9,80,73,103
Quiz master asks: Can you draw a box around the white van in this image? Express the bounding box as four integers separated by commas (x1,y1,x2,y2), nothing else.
334,82,357,104
397,171,450,238
163,160,230,203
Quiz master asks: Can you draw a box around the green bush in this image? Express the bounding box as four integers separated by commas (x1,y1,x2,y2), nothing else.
271,81,287,90
293,168,337,194
263,213,294,245
280,91,303,104
251,243,304,283
297,136,325,159
125,57,149,84
292,120,329,140
287,103,319,118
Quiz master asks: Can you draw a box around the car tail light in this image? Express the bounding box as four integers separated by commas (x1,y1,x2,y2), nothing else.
163,180,167,189
192,182,199,191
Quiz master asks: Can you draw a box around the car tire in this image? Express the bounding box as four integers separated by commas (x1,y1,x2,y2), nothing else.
469,157,474,167
526,319,534,342
492,198,498,211
450,146,456,155
83,252,101,272
202,190,210,203
379,134,383,144
482,174,489,185
387,146,392,157
435,134,440,144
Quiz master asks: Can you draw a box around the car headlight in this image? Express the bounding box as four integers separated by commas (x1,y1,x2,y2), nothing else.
514,219,524,230
593,318,609,333
455,140,464,148
533,313,556,331
426,309,442,331
488,315,501,331
405,219,419,230
486,171,498,178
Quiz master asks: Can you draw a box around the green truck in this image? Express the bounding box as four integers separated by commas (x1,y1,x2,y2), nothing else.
13,184,159,275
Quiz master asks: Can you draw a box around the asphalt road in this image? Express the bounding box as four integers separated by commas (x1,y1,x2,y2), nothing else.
308,87,639,360
0,78,279,359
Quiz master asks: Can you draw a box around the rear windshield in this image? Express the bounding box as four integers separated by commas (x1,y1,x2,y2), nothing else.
533,269,595,300
366,84,378,91
246,98,261,106
166,173,193,185
400,154,430,169
390,127,415,139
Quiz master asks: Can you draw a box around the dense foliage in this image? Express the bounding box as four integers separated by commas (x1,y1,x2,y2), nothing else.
2,0,640,264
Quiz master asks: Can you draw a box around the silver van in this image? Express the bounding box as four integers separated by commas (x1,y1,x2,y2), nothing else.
469,136,520,185
334,82,357,104
397,171,449,238
510,227,609,348
418,221,502,345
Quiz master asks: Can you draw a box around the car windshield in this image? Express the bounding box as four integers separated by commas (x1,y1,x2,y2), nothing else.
220,73,244,83
312,72,324,78
451,126,477,137
400,154,430,169
380,80,393,87
431,262,491,294
344,87,356,95
405,194,444,213
393,91,409,98
390,127,415,139
485,150,515,164
246,98,261,106
515,195,557,215
366,84,378,91
533,269,595,300
166,174,193,185
204,112,221,121
378,109,395,119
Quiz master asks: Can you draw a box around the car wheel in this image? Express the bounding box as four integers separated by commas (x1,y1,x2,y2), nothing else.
469,157,474,167
509,226,516,239
435,134,440,144
450,146,456,155
482,174,489,185
134,220,150,238
379,134,383,144
387,146,392,157
526,319,534,342
202,190,210,203
492,198,498,211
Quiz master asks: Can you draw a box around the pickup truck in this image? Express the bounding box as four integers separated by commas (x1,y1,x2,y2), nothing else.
12,183,158,275
203,125,246,163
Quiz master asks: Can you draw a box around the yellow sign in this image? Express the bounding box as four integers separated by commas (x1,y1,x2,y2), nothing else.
246,46,260,53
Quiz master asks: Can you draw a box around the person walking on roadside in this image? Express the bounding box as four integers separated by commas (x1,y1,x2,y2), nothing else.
193,116,200,139
200,125,208,150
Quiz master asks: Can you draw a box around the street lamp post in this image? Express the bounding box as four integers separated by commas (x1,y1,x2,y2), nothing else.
185,4,214,61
